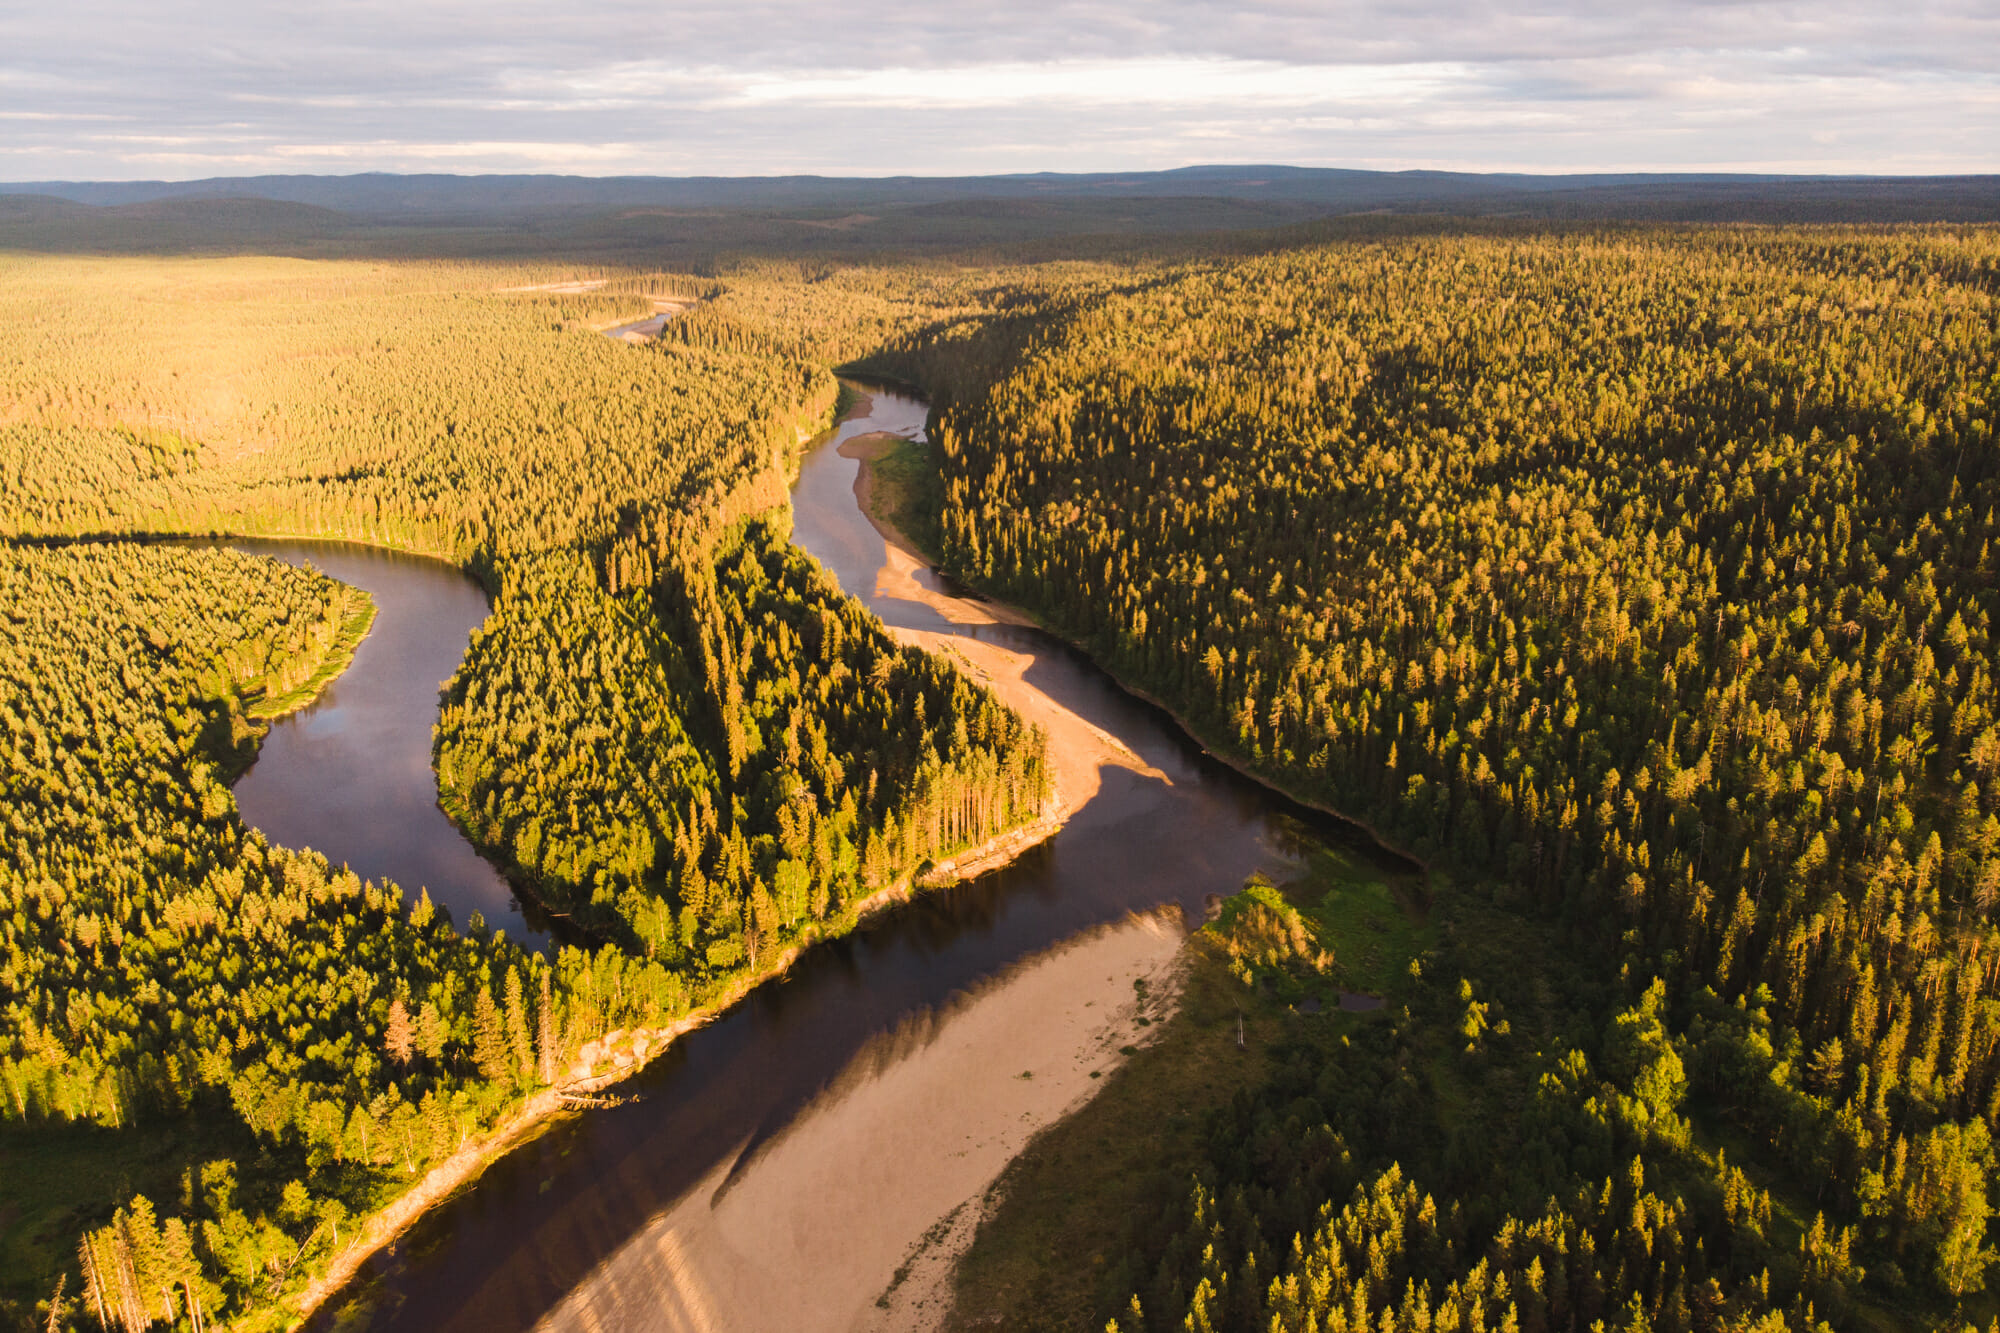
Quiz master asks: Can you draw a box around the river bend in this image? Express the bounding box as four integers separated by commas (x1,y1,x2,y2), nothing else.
298,386,1401,1331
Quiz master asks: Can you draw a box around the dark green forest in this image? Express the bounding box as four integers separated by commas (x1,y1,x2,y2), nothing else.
436,518,1046,958
849,227,2000,1329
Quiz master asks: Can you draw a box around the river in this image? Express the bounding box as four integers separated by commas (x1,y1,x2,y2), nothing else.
299,386,1405,1331
222,541,545,948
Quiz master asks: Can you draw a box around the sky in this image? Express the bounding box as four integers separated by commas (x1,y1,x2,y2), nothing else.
2,1,1996,181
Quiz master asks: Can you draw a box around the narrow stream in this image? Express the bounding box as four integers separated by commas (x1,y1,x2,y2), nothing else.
310,387,1407,1331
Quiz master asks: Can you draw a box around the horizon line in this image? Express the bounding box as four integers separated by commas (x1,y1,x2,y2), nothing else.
8,164,2000,188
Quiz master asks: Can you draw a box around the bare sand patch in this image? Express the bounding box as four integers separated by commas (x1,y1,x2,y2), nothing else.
535,910,1188,1333
836,431,1160,816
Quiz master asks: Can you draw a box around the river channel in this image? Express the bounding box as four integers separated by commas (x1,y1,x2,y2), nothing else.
221,541,543,947
300,386,1406,1331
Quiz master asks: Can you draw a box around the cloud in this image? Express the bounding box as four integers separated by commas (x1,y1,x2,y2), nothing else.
1,1,1995,178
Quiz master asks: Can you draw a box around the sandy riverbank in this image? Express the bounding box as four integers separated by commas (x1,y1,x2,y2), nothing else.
290,806,1066,1324
837,430,1162,817
536,909,1188,1333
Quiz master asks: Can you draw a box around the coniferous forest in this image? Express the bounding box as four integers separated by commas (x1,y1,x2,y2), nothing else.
0,255,1046,1329
860,227,2000,1330
5,219,2000,1331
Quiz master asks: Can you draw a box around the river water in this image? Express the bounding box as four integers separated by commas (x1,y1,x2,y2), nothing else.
223,541,543,947
301,386,1405,1331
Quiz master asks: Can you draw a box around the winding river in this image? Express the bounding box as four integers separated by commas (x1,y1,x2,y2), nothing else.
222,541,546,948
284,387,1405,1331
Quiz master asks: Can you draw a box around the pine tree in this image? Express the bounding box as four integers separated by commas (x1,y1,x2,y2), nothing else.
473,987,511,1084
504,969,534,1086
384,996,415,1067
537,967,558,1086
416,1001,448,1065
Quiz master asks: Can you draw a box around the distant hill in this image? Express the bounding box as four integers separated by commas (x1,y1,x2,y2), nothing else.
0,193,91,222
0,193,356,252
5,166,1999,225
2,168,1995,261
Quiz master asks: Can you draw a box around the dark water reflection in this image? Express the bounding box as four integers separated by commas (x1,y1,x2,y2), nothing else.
221,541,543,948
314,387,1405,1332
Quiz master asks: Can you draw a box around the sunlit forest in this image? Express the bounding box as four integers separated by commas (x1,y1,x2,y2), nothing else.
857,226,2000,1331
437,519,1046,955
6,216,2000,1331
0,254,1046,1329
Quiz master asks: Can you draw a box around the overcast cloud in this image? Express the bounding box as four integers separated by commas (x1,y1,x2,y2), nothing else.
2,1,1995,180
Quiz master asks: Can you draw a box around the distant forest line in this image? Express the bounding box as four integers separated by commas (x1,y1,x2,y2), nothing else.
3,167,1999,264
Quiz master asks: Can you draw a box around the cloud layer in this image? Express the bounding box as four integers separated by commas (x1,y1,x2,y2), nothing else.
3,1,1996,179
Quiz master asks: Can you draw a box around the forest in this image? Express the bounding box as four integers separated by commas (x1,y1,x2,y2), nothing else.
0,255,1047,1329
436,517,1047,960
844,226,2000,1329
8,218,2000,1331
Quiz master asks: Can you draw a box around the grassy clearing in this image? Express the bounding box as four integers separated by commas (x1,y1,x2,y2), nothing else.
1269,829,1431,998
946,834,1426,1331
861,432,946,558
0,1118,227,1313
0,1111,403,1322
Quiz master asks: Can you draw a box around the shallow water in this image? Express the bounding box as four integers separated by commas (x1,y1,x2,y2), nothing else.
310,386,1405,1331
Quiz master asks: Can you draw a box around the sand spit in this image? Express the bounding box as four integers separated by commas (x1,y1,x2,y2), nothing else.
536,910,1189,1333
837,431,1163,816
